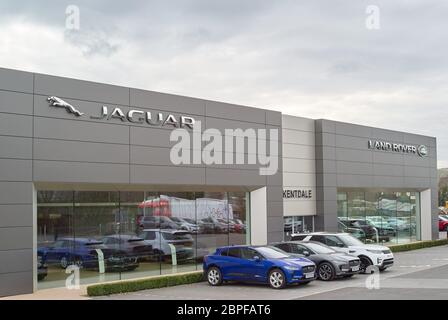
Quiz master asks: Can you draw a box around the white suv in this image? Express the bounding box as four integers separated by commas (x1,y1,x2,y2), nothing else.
291,232,394,272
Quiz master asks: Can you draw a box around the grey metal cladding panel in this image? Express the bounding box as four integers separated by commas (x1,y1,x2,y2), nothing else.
267,232,283,243
337,174,374,188
0,68,33,93
403,155,435,167
267,171,283,186
404,166,431,178
283,129,315,145
205,117,267,133
372,176,406,188
315,133,335,146
266,186,283,202
34,73,129,105
131,165,205,185
0,205,32,227
315,159,336,173
0,113,32,137
0,91,33,115
283,115,315,132
0,182,33,204
131,145,204,168
336,161,373,175
205,168,266,186
0,159,32,181
267,201,283,217
403,133,436,147
315,146,336,160
403,176,431,188
34,161,130,184
373,163,405,177
266,110,282,126
130,88,205,116
335,148,372,163
317,119,336,133
0,271,32,297
371,128,404,143
267,217,284,233
34,117,129,144
335,122,372,138
0,249,32,274
0,227,32,250
316,173,336,187
0,136,32,159
131,126,175,148
372,151,404,165
34,139,129,164
205,100,266,124
335,135,370,150
315,187,337,201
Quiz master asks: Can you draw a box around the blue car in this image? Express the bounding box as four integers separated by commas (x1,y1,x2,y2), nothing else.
38,237,139,271
203,245,316,289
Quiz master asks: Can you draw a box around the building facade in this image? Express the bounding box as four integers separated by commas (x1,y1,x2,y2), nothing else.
0,67,438,297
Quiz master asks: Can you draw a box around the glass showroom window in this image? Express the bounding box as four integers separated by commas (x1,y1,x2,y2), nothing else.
283,216,314,240
37,190,250,289
337,189,420,245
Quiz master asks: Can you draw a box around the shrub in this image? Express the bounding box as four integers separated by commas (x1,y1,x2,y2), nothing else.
87,271,204,297
389,239,448,253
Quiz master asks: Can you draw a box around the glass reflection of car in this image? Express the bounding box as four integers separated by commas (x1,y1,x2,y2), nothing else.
138,216,178,230
271,241,360,281
101,235,153,262
139,229,198,262
37,252,48,281
232,219,246,233
284,218,302,233
200,217,228,234
38,238,139,271
204,245,316,289
169,217,199,233
338,220,366,240
439,216,448,231
292,232,394,273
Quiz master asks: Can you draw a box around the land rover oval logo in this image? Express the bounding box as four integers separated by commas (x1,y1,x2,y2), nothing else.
417,145,428,157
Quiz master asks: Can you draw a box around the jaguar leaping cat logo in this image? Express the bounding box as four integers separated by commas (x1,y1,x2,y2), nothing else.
47,96,84,117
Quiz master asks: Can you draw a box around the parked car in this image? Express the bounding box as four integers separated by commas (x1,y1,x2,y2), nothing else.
138,216,179,230
169,217,199,233
271,241,360,281
291,232,394,272
38,238,139,271
37,252,48,281
338,221,366,240
203,245,316,289
139,229,196,262
439,216,448,231
101,235,153,262
199,217,228,234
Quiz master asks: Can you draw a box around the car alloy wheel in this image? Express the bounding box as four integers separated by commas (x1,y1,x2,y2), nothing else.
60,256,68,269
318,263,335,281
207,267,222,286
359,256,372,273
269,269,286,289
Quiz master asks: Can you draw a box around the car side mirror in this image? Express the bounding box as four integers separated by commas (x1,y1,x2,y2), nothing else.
303,251,310,257
253,256,261,262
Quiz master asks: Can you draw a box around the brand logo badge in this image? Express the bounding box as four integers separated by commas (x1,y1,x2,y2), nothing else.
47,96,84,116
417,145,428,157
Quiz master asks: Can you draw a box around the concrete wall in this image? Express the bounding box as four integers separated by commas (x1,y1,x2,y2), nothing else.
0,67,283,296
282,115,316,216
314,119,438,239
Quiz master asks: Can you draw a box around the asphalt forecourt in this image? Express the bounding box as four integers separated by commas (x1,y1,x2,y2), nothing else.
94,244,448,300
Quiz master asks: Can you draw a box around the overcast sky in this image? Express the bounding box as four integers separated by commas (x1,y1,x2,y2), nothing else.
0,1,446,167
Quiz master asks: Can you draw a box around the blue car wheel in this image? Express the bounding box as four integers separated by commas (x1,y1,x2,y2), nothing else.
268,268,286,289
207,267,223,286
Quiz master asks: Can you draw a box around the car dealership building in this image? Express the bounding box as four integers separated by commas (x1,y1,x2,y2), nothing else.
0,67,438,296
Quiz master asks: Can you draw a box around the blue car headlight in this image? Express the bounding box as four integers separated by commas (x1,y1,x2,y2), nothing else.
284,265,300,271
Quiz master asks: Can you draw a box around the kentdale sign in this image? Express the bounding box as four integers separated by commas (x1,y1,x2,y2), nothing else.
283,189,313,199
368,140,428,157
47,96,196,129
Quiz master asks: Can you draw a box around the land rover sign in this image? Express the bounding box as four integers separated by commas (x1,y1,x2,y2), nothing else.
368,140,428,157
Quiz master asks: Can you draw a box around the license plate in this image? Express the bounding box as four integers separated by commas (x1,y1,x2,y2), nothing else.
305,272,314,279
351,266,360,272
